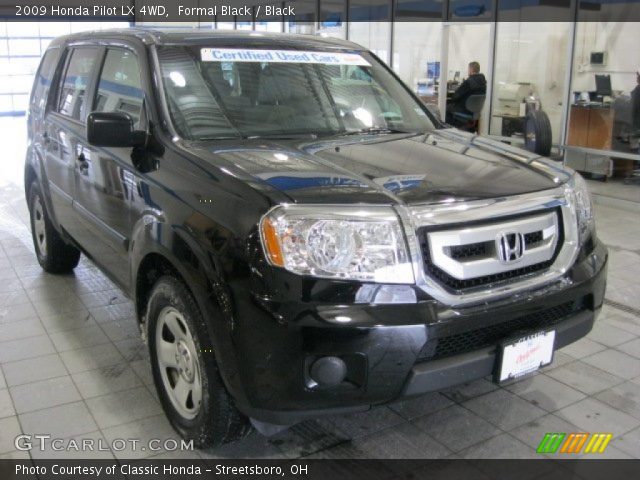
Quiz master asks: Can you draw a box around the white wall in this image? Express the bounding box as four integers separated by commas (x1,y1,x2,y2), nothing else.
392,23,442,91
348,22,391,63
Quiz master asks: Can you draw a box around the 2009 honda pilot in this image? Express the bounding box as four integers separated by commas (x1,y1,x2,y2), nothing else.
25,29,607,447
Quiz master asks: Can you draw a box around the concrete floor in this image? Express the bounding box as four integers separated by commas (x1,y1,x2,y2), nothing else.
0,117,639,460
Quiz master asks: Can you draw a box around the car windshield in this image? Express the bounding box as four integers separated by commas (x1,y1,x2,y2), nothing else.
157,45,435,140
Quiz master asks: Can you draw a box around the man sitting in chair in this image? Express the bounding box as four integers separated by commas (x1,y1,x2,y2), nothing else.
446,61,487,129
632,67,640,152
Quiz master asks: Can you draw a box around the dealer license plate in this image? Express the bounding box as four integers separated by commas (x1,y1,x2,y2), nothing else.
496,330,555,383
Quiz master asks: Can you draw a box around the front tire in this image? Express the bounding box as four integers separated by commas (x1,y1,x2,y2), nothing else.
146,275,250,448
28,180,81,273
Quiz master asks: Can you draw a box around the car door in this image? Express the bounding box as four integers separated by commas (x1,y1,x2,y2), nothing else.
42,46,101,232
72,47,146,288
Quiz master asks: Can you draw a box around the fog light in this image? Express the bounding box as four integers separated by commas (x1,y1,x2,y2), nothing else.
309,356,347,387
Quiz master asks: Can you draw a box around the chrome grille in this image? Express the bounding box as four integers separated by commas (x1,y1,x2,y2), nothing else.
401,187,580,307
447,232,545,261
418,210,561,291
417,209,562,292
449,242,488,260
419,254,552,291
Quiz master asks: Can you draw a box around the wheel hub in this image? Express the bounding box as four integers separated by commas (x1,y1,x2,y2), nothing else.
175,340,195,382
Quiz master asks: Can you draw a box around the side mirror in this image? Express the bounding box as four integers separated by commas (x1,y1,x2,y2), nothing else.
87,112,146,148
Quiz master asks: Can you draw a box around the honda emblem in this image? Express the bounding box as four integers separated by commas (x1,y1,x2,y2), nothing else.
496,232,525,263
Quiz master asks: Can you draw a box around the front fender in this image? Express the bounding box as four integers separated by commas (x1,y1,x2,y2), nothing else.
129,211,250,408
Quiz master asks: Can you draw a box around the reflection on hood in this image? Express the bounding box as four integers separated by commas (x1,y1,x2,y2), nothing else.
256,172,429,194
256,172,368,191
373,175,428,193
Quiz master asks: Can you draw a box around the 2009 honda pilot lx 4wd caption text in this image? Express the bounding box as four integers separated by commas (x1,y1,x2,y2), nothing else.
25,29,607,447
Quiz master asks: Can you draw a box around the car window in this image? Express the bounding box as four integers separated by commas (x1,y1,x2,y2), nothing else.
57,48,100,121
93,49,145,129
30,48,60,112
158,47,435,140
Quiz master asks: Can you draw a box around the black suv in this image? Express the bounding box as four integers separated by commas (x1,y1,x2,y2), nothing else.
25,29,607,447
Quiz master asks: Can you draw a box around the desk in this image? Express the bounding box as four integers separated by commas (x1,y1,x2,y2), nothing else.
419,95,438,105
567,104,614,150
493,113,526,137
567,104,635,177
418,90,455,103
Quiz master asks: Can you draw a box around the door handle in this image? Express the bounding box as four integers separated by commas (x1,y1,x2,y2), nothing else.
77,153,89,173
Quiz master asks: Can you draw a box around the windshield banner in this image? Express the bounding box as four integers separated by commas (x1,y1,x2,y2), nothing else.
201,48,371,66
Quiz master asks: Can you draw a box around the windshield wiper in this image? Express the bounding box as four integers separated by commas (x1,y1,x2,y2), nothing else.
245,133,319,140
340,128,418,136
196,135,243,141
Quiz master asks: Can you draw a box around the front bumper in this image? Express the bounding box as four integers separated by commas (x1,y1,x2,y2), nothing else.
403,307,594,396
231,238,607,425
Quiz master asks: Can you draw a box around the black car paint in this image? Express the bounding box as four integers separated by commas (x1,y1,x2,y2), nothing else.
190,128,568,206
25,29,607,425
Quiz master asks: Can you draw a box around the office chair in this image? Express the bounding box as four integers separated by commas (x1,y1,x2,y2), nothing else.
624,131,640,185
452,94,486,133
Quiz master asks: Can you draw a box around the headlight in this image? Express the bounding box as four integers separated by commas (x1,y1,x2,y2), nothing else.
569,173,595,244
260,205,414,283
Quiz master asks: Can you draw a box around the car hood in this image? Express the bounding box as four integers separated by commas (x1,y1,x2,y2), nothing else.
189,128,571,205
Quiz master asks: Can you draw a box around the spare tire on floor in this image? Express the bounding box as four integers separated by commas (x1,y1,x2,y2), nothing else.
524,110,552,156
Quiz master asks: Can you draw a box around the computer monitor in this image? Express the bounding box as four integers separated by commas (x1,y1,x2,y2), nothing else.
595,74,612,97
427,61,440,79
